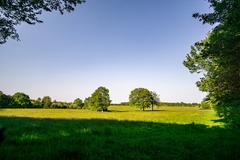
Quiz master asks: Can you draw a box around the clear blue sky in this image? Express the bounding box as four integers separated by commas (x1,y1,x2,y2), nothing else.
0,0,213,103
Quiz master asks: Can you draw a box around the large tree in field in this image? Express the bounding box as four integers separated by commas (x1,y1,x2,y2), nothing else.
12,92,32,107
183,0,240,127
129,88,153,111
0,0,85,44
89,86,111,111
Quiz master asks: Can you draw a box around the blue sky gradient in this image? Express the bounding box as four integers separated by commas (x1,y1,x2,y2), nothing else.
0,0,213,103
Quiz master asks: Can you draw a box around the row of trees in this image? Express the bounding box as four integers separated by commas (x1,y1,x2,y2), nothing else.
0,87,160,111
0,91,84,109
116,102,198,107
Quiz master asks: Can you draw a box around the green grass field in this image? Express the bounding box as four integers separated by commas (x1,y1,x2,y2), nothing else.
0,106,240,160
0,106,221,125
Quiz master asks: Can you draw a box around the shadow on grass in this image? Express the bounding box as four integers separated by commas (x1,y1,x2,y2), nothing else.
211,118,227,123
0,116,240,160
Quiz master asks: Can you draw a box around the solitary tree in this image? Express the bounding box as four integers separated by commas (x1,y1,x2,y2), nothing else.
12,92,32,107
42,96,52,108
129,88,153,111
183,0,240,127
89,87,111,111
0,0,85,44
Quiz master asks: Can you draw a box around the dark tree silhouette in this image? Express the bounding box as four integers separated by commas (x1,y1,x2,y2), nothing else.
0,0,85,44
0,127,5,144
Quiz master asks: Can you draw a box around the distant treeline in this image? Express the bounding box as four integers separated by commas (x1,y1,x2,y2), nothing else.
113,102,199,107
1,90,198,109
0,90,83,109
0,87,110,111
157,102,199,107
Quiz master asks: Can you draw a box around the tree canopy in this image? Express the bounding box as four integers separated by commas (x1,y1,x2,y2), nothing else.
83,97,92,109
12,92,32,107
72,98,84,109
0,91,11,107
88,86,111,111
42,96,52,108
0,0,85,44
183,0,240,127
129,88,153,111
150,91,160,111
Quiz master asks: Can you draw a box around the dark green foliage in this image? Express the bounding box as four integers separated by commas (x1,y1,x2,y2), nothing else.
51,102,66,109
129,88,153,111
83,97,92,109
0,127,5,144
183,0,240,127
71,98,84,109
12,92,32,108
114,102,199,107
0,91,12,107
200,101,212,110
120,102,129,106
87,87,111,111
0,0,85,44
50,101,71,109
0,117,240,160
0,91,77,109
42,96,52,108
31,98,43,108
158,102,199,107
150,91,160,111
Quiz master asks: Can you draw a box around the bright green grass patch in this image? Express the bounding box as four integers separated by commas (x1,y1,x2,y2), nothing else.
1,106,239,160
0,106,221,126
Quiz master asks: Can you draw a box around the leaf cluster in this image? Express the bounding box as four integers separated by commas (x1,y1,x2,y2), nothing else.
184,0,240,127
0,0,85,44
